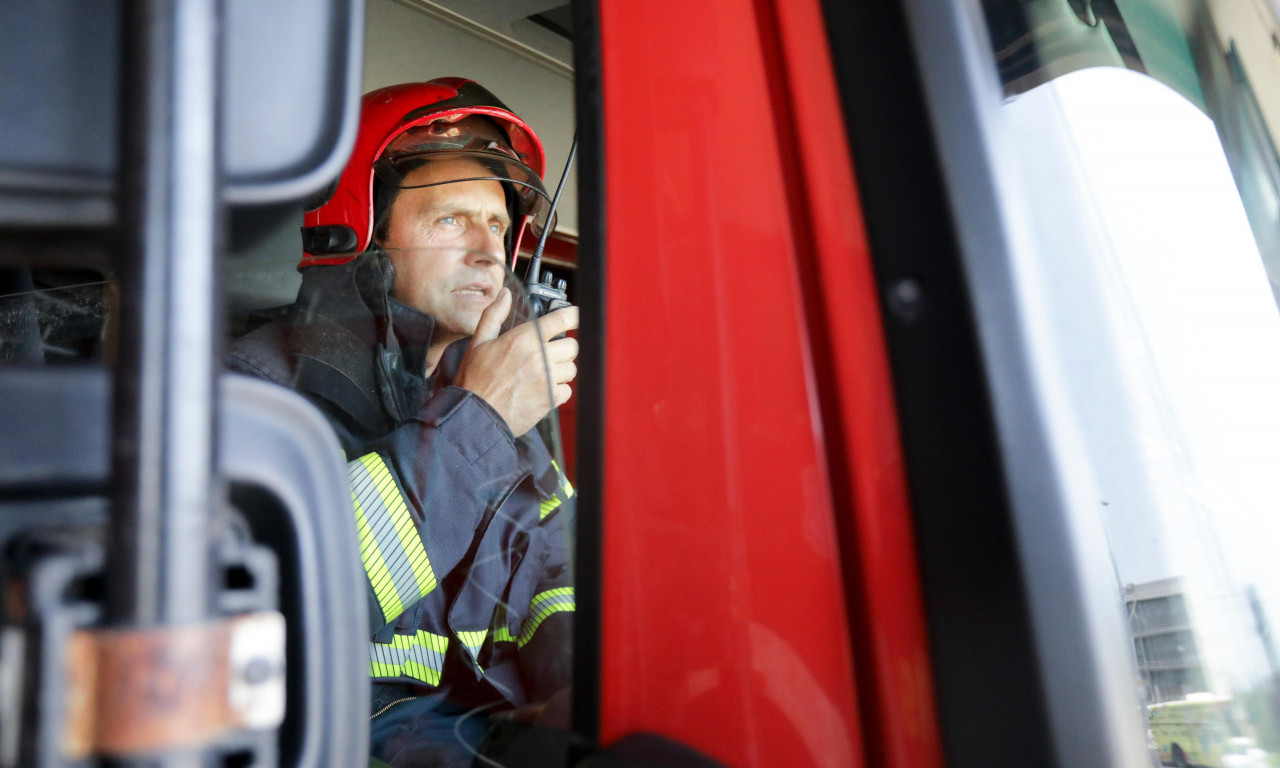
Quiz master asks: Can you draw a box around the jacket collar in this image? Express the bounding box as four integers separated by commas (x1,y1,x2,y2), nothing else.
289,250,444,428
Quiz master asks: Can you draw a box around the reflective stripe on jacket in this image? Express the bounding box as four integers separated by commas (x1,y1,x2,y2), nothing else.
227,251,575,710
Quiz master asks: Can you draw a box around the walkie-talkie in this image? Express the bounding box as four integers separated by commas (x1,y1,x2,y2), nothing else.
523,136,577,318
525,265,571,317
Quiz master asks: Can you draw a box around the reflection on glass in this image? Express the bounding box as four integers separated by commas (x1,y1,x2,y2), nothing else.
0,270,113,364
987,0,1280,763
226,246,577,765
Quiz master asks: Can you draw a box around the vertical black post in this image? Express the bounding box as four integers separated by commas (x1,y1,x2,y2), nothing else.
570,0,604,753
109,0,220,630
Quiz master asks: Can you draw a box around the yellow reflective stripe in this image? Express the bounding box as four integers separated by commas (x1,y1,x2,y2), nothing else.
539,497,560,520
369,630,448,686
550,461,575,499
456,629,486,654
541,462,574,520
532,587,574,604
402,660,439,685
351,458,418,615
492,604,515,643
518,588,575,648
352,495,403,622
518,603,574,647
350,454,438,626
359,454,437,597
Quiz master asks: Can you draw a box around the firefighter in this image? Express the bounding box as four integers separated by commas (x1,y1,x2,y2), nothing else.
227,78,578,767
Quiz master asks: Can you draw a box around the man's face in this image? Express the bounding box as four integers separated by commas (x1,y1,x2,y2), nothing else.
378,157,510,343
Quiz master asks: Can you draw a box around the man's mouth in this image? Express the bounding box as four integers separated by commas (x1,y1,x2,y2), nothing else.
454,284,493,298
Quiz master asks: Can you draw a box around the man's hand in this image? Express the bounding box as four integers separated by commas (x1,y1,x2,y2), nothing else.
454,288,580,437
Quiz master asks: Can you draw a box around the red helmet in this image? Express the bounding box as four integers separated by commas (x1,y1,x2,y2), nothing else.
299,77,549,268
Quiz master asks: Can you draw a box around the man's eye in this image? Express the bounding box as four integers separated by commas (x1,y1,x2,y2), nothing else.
490,223,504,235
438,216,458,227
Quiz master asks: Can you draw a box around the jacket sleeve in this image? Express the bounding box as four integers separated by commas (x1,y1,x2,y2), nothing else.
513,471,576,703
347,385,528,635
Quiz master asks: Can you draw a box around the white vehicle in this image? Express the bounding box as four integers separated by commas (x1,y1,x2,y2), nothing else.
1222,737,1268,768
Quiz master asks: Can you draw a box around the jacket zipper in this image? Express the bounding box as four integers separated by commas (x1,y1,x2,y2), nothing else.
370,696,417,720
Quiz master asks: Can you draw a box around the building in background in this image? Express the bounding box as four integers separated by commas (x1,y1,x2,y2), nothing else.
1126,578,1208,703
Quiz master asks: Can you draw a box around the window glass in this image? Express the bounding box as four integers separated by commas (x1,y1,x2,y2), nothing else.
228,241,577,761
224,2,583,762
0,1,586,765
983,1,1280,764
0,269,114,365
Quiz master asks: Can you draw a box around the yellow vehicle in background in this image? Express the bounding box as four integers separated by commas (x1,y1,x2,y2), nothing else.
1149,695,1256,767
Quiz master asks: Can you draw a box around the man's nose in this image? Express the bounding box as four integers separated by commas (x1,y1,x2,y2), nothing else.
463,228,504,266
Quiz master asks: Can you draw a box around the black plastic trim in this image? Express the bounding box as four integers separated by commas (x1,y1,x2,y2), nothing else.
569,0,605,756
0,368,370,765
108,0,222,627
222,374,370,768
577,733,727,768
0,367,111,496
817,2,1056,766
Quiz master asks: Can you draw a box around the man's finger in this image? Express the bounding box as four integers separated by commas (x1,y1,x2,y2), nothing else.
537,305,579,341
555,360,577,384
544,336,579,364
473,287,512,344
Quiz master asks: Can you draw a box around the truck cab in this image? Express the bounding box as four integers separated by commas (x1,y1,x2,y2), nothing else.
3,0,1280,766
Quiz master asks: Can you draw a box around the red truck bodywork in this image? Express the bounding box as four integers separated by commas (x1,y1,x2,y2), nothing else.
596,1,943,765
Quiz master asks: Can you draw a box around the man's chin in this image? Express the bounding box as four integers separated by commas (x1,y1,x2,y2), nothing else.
436,313,483,340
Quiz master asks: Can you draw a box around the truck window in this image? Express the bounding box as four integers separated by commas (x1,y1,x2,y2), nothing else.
982,1,1280,764
224,1,589,763
0,1,592,764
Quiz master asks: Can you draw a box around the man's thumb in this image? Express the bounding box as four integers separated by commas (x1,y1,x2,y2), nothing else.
472,287,512,343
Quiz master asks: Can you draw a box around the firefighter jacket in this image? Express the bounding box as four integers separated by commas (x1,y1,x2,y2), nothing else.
226,251,574,713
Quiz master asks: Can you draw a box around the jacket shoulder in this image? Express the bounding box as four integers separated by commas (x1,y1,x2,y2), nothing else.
226,322,294,385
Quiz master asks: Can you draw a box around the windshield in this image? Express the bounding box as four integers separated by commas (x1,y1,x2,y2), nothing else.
981,0,1280,764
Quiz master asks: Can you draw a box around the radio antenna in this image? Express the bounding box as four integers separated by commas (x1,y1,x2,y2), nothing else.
526,134,578,287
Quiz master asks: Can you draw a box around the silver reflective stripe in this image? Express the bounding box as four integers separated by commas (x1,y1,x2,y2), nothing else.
349,454,437,625
519,588,575,647
369,630,448,686
456,629,486,660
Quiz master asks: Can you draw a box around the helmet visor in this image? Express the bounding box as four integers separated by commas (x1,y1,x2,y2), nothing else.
373,149,554,253
376,116,552,241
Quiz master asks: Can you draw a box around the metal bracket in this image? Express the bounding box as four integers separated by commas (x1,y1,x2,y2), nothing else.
0,628,24,766
62,611,285,759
